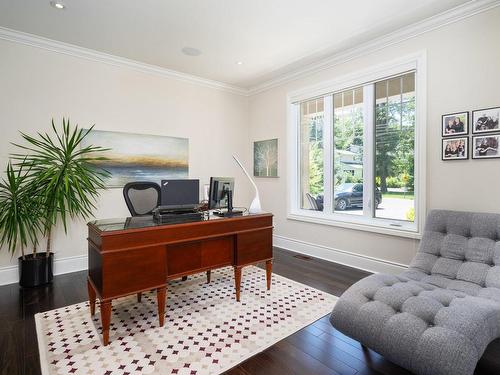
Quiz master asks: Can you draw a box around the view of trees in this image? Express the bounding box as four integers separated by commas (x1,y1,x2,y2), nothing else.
306,114,324,196
308,141,323,196
375,95,415,193
334,106,363,186
304,81,415,206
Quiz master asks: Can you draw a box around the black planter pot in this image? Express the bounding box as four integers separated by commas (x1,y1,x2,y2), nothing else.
18,253,54,287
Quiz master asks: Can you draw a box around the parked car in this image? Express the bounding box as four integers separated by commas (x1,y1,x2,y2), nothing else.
334,183,382,211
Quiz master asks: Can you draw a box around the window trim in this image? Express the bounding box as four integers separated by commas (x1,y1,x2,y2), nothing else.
287,51,427,239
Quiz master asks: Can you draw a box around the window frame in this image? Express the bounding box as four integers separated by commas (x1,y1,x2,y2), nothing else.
287,52,427,239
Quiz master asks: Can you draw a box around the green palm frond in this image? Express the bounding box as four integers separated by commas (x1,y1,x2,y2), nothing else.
0,161,42,255
11,118,110,238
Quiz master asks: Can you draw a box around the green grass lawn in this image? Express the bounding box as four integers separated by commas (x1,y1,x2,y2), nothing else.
382,191,415,200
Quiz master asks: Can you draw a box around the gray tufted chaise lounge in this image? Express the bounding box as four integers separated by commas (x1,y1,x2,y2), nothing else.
330,210,500,375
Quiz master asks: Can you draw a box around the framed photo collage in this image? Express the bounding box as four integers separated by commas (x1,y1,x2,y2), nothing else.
442,106,500,161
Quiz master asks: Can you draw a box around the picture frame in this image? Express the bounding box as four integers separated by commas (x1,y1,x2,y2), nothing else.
442,137,468,161
472,106,500,134
442,111,468,137
472,135,500,159
253,138,278,177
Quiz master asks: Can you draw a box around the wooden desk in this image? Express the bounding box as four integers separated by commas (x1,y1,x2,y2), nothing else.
87,213,273,345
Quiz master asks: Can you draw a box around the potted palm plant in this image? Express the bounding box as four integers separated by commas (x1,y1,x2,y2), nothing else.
0,118,110,287
0,161,45,286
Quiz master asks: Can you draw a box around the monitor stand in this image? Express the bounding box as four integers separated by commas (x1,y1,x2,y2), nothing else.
213,190,243,217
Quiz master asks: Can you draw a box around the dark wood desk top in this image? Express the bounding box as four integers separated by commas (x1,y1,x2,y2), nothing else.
88,212,273,235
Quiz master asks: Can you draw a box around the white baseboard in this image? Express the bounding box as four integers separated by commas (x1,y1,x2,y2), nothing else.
0,236,406,284
0,254,88,286
273,234,408,275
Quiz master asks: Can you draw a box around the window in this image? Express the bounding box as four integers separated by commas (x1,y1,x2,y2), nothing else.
299,98,324,211
333,87,364,216
289,56,425,237
375,73,415,221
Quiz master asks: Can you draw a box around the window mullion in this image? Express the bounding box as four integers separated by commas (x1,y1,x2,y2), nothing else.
323,95,333,213
362,84,375,218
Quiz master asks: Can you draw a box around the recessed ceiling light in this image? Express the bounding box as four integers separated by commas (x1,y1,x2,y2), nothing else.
236,61,243,65
50,1,66,10
181,47,201,57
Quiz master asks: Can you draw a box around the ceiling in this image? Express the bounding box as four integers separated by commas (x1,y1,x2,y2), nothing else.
0,0,473,89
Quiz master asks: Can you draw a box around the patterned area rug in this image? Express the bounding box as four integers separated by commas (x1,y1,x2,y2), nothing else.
36,266,337,375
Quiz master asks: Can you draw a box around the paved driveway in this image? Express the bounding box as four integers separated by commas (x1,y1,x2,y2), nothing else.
376,197,414,221
338,197,414,221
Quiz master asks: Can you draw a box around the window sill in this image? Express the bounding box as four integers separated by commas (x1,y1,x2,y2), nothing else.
287,210,422,239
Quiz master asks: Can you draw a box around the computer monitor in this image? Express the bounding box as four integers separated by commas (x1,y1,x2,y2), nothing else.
208,177,233,210
208,177,242,216
160,179,199,208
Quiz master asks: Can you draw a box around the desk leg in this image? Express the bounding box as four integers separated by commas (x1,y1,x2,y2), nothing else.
234,266,242,302
101,300,112,346
157,286,166,327
87,279,96,316
137,292,142,303
266,260,273,290
206,270,211,284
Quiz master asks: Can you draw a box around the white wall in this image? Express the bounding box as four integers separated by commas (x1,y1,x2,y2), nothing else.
1,7,500,284
248,7,500,271
0,39,252,283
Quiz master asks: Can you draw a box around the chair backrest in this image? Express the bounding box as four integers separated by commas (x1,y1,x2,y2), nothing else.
409,209,500,294
123,181,161,216
306,192,319,210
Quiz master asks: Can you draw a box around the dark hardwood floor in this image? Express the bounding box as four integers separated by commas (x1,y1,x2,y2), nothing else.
1,247,499,375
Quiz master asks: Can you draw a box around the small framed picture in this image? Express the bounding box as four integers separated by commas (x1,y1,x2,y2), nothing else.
442,112,468,136
472,135,500,159
442,137,468,161
472,107,500,134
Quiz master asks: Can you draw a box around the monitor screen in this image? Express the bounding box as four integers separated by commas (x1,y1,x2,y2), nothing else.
160,179,199,207
208,177,234,210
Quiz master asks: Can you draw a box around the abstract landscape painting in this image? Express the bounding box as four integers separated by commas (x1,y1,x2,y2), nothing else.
254,138,278,177
81,129,188,187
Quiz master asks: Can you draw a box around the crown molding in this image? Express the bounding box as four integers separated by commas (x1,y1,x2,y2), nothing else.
0,0,498,98
0,26,248,96
246,0,500,95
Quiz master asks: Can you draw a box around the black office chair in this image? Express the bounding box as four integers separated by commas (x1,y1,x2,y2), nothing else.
123,181,161,216
123,181,204,296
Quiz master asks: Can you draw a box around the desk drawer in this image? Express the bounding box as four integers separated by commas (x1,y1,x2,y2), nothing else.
235,228,273,265
167,236,233,277
101,245,166,298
